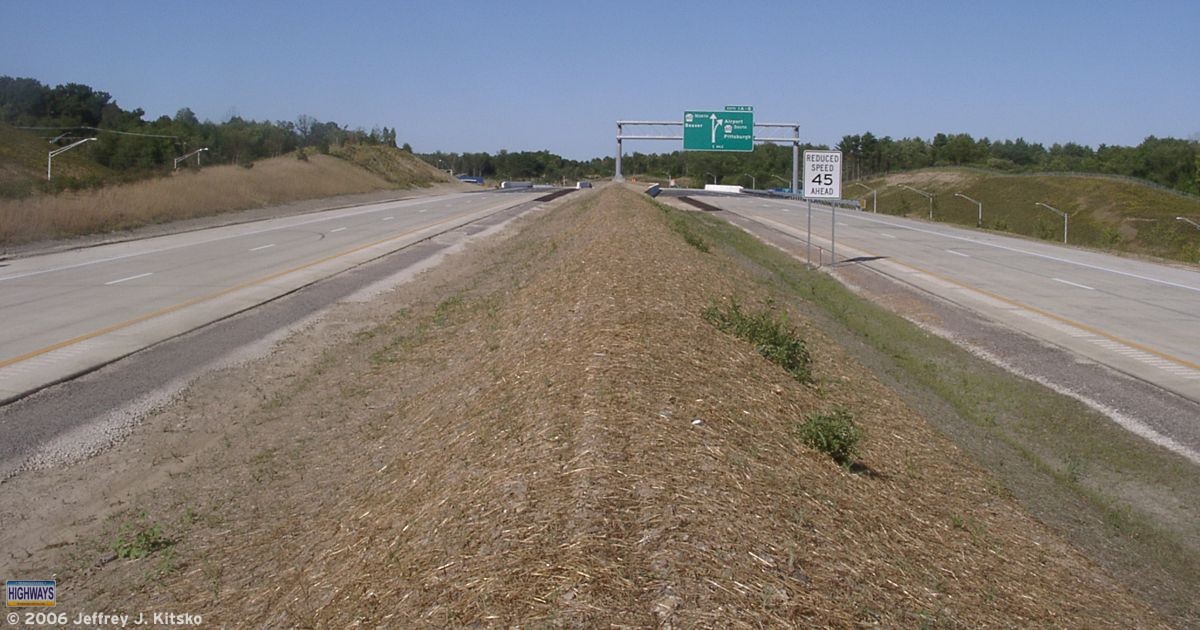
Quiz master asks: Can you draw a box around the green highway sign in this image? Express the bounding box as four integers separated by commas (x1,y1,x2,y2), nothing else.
683,109,754,152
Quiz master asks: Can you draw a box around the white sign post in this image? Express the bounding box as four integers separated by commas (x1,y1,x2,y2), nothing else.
803,150,843,267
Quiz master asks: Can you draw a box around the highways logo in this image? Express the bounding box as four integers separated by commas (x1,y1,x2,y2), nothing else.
6,580,56,607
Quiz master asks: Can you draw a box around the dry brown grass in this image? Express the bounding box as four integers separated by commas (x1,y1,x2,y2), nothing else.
0,152,443,245
48,186,1162,627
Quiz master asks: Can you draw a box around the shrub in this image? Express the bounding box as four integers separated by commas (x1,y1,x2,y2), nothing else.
703,299,811,382
797,408,862,464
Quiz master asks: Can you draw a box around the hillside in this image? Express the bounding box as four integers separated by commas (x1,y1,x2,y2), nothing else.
8,186,1168,627
853,168,1200,263
0,145,452,245
0,123,113,197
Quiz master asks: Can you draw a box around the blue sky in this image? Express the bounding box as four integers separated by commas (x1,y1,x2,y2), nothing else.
3,1,1197,159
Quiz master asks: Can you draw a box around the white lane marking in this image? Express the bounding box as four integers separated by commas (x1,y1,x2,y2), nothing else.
946,249,970,257
752,201,1200,294
249,244,276,252
1053,277,1095,291
104,272,153,286
880,233,896,239
837,222,848,227
382,216,394,221
330,227,347,233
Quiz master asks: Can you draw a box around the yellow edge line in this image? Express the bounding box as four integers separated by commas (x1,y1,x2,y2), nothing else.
750,213,1200,373
0,210,491,371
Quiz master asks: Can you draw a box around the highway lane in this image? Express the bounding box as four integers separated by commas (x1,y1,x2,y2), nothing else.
0,190,542,401
701,196,1200,403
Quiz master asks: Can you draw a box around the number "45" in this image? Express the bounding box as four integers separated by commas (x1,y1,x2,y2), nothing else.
810,173,834,186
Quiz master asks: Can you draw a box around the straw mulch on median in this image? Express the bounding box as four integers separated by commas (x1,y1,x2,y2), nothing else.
70,185,1161,627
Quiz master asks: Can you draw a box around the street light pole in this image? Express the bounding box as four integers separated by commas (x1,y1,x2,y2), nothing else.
704,172,716,185
848,182,877,212
1036,202,1068,243
174,147,209,170
47,137,96,181
955,192,983,227
1178,216,1200,230
742,173,756,190
899,184,934,220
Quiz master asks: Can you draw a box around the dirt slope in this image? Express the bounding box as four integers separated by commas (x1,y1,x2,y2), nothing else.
5,186,1161,626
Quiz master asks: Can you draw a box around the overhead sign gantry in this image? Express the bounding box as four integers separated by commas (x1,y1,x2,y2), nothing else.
615,106,800,193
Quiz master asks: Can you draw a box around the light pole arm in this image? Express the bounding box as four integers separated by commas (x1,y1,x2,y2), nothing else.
899,185,934,219
174,147,209,170
956,192,983,227
1036,202,1068,243
49,137,96,159
47,137,96,180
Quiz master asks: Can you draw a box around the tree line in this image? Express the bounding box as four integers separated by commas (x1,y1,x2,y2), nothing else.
423,133,1198,196
5,76,1197,195
0,76,404,176
836,132,1199,194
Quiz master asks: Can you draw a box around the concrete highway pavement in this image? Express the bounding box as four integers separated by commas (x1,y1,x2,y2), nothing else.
704,195,1200,403
0,190,543,402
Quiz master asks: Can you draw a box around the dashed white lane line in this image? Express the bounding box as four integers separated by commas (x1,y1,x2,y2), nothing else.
382,216,394,221
249,244,276,252
330,227,347,233
946,249,970,257
104,272,153,286
1053,277,1095,291
880,233,896,239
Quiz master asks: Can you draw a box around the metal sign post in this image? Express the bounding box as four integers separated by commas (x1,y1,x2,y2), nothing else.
806,199,812,268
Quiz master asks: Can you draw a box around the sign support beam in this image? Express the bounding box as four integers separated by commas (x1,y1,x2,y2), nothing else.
615,119,801,187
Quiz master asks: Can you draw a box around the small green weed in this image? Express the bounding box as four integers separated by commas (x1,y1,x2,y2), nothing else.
797,408,863,464
114,516,174,559
703,299,811,382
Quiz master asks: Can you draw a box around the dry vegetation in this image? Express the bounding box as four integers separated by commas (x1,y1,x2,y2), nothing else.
10,186,1165,626
0,149,450,245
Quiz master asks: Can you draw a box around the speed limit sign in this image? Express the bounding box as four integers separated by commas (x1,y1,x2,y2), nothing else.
803,150,842,199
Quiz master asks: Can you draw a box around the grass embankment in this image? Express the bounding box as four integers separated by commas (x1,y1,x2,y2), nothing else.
0,145,451,246
48,186,1168,626
0,123,114,198
854,168,1200,262
666,202,1200,625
